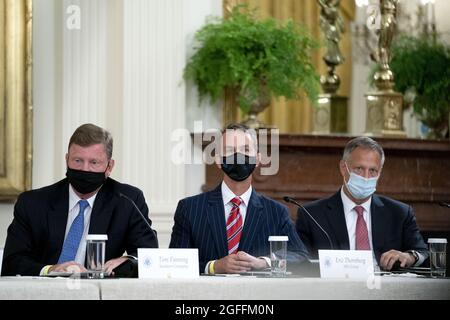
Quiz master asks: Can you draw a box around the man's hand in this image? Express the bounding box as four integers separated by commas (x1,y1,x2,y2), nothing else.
104,256,129,276
380,250,416,270
214,251,269,274
48,261,87,273
214,253,252,274
236,251,269,270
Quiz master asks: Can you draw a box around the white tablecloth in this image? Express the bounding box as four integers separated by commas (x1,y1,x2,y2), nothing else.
1,275,449,300
0,277,100,300
97,276,450,300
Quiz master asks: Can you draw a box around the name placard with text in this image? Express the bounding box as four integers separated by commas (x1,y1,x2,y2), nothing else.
318,250,374,279
138,248,199,279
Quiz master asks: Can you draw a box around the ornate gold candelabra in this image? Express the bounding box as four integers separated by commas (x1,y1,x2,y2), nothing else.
365,0,406,137
313,0,348,134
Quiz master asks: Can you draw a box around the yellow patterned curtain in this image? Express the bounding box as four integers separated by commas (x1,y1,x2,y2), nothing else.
223,0,355,133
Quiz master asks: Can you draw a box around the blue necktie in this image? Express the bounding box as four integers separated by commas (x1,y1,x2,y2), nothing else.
58,200,89,263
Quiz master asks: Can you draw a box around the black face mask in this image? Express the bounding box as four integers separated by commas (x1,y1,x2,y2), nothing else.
221,153,256,182
66,166,108,194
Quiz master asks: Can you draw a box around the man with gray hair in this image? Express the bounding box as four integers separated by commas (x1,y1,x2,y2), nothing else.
296,136,428,271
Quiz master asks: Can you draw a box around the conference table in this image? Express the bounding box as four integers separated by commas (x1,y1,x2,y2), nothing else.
0,275,449,300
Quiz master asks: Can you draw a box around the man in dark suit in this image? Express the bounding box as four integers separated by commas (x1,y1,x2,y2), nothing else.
170,123,308,274
1,124,158,276
296,136,428,271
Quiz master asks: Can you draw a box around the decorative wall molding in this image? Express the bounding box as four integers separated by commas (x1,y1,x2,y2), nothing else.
122,0,186,247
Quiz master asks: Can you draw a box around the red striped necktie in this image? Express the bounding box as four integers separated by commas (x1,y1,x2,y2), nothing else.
227,197,243,254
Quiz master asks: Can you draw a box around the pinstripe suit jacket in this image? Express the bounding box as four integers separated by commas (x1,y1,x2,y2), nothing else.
169,185,308,272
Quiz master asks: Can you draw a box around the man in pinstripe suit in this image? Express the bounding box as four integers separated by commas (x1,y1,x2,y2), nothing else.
170,123,308,274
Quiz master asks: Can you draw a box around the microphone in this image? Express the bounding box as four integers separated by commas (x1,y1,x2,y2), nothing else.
118,192,158,246
439,202,450,209
283,196,334,250
112,192,158,278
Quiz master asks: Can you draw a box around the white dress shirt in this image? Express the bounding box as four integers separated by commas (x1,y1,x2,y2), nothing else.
40,185,97,275
204,182,253,274
65,185,97,266
340,187,424,267
221,181,252,225
340,188,378,267
340,188,373,251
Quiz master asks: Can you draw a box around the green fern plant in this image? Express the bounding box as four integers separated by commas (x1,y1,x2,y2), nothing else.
184,5,320,114
376,35,450,132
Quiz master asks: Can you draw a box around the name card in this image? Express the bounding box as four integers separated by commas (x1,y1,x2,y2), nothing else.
138,248,199,279
318,250,374,279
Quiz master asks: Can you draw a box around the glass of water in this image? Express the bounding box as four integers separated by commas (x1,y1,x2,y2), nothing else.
86,234,108,278
269,236,288,277
428,238,447,278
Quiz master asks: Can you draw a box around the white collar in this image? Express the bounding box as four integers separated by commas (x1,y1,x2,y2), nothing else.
68,185,98,211
221,181,252,207
340,186,372,215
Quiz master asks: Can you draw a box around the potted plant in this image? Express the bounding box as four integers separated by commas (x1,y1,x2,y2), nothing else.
388,35,450,139
184,5,320,128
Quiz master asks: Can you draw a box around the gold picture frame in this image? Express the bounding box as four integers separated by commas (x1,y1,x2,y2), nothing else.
0,0,33,201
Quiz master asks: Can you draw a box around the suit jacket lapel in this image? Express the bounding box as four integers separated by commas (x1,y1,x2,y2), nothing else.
89,180,117,235
370,194,386,262
206,185,228,257
239,189,264,252
47,180,70,262
324,191,350,250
